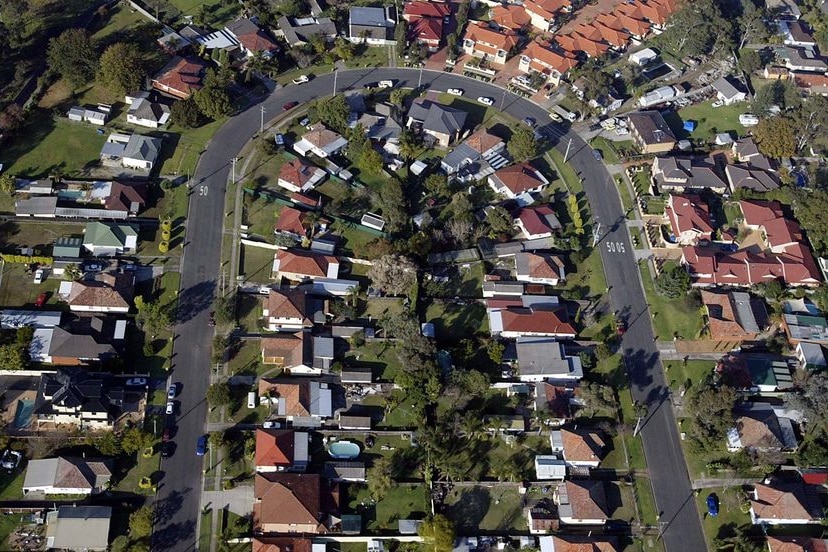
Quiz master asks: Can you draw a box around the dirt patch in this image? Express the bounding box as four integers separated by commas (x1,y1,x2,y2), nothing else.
37,79,74,109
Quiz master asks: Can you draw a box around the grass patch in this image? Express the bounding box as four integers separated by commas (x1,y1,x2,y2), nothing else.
430,261,486,298
228,338,276,378
158,119,227,177
329,219,377,258
695,486,752,551
640,263,703,341
235,293,263,333
616,174,634,214
345,46,389,68
591,136,621,164
243,194,280,241
0,263,65,309
565,245,608,299
671,101,746,143
444,486,527,533
663,359,715,393
633,476,658,526
240,244,275,283
424,300,489,342
631,167,652,196
0,470,25,500
347,484,429,531
346,341,405,382
359,297,405,321
170,0,242,25
247,152,291,191
200,510,213,551
91,3,146,41
546,148,582,194
114,444,160,495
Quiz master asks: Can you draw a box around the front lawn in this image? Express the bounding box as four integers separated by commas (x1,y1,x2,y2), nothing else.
0,263,66,309
695,486,757,551
640,263,703,341
240,244,275,283
428,261,486,298
663,359,715,393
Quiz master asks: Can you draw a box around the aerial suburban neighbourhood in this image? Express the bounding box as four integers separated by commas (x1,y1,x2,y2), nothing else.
3,0,828,551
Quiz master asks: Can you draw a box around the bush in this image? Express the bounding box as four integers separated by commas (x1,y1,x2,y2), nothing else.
158,241,169,253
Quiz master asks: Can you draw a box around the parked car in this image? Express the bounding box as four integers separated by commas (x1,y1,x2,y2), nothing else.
378,80,394,88
34,292,48,308
126,378,147,387
592,149,603,161
477,96,494,106
446,88,464,96
196,435,208,456
712,100,724,108
161,442,174,458
363,82,379,89
162,428,172,442
523,117,537,128
300,117,311,129
292,75,310,85
706,493,719,517
282,101,299,111
83,262,102,272
274,133,284,147
165,401,175,415
0,450,22,470
167,383,178,399
33,269,44,284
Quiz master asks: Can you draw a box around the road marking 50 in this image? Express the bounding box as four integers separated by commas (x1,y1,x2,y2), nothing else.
198,185,208,196
606,241,626,254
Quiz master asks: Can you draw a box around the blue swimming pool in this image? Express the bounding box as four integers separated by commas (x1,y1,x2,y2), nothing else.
13,399,34,429
328,440,360,459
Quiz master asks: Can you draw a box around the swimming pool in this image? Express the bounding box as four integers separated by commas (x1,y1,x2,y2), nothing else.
327,440,361,459
13,399,34,429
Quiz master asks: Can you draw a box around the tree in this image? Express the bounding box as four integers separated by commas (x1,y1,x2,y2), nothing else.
0,344,26,370
129,506,154,539
378,179,408,233
737,1,771,49
209,430,226,449
0,103,24,132
134,296,172,339
398,129,420,160
91,431,122,456
753,116,796,158
395,19,407,48
121,427,152,454
685,384,737,454
485,205,513,237
752,79,800,115
419,515,456,552
194,69,232,119
207,383,232,409
507,125,537,162
487,339,504,365
424,173,450,198
792,188,828,256
170,97,203,128
313,94,349,133
738,48,763,74
367,455,396,500
660,0,733,58
787,371,828,437
98,42,145,96
333,36,354,61
0,173,15,195
359,147,384,177
655,264,690,299
47,28,98,86
368,254,418,296
580,382,618,416
577,63,613,101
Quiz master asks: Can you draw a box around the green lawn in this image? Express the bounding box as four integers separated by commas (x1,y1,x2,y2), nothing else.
228,338,276,378
424,300,489,341
240,244,275,283
345,341,405,382
546,148,582,194
564,245,608,300
347,484,430,531
114,445,161,496
695,486,754,551
615,173,635,214
433,261,486,298
248,152,291,190
235,293,263,333
91,3,147,41
243,194,280,241
329,219,377,258
0,469,25,500
360,297,405,321
169,0,242,25
633,476,658,526
591,136,621,164
0,263,65,309
640,263,703,340
159,119,228,177
199,510,213,551
663,359,715,393
670,101,746,144
444,486,527,533
345,45,389,68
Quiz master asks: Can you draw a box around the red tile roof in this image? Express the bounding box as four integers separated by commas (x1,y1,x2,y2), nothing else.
151,56,206,100
739,200,801,249
237,29,279,54
561,427,605,463
548,536,618,552
564,480,608,521
516,204,560,236
280,158,321,188
264,289,309,323
275,206,309,235
524,41,579,74
274,249,337,279
491,4,531,30
255,429,295,468
463,22,517,53
751,482,820,522
501,308,575,335
555,33,610,57
492,162,548,195
412,17,443,43
404,1,451,19
700,290,759,340
682,246,821,287
465,129,503,153
253,473,337,533
253,537,313,552
666,194,714,239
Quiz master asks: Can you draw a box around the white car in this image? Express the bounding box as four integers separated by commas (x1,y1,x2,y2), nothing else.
292,75,310,85
33,269,44,284
165,401,175,415
378,80,394,88
615,127,630,136
548,111,562,123
712,100,724,108
447,88,464,96
739,114,759,126
477,96,494,106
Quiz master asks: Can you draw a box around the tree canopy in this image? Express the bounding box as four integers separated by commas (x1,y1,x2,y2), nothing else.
194,69,233,119
655,264,690,299
660,0,733,58
47,28,98,86
98,42,145,96
419,515,456,552
129,506,154,538
753,116,796,158
507,125,537,162
134,296,172,339
368,254,418,296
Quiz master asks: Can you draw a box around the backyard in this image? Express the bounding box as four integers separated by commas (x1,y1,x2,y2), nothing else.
444,486,527,532
347,484,430,531
668,101,746,144
424,300,489,341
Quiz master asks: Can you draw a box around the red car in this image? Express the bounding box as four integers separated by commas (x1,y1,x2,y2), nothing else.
162,428,172,442
283,101,299,111
34,293,48,307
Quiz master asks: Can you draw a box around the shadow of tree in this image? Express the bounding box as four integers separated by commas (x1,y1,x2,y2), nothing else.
445,487,491,532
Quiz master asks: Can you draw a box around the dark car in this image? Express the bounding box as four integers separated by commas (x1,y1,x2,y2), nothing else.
592,149,603,161
282,101,299,111
161,442,175,458
603,520,630,534
523,117,537,128
34,292,48,308
706,493,719,517
363,82,379,89
196,435,208,456
162,428,172,442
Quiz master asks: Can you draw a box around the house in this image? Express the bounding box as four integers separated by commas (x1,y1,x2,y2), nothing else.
766,537,828,552
651,156,727,194
725,164,779,193
551,427,605,468
556,480,609,525
403,2,448,50
683,244,821,288
490,5,530,31
126,94,171,128
539,535,618,552
462,22,517,65
29,316,126,364
523,0,571,32
780,20,817,48
629,47,658,65
276,16,337,47
100,133,162,171
488,163,550,199
406,100,467,148
627,111,677,154
515,337,583,382
276,158,326,193
555,32,610,58
355,103,403,150
104,181,147,215
518,42,579,86
255,428,310,472
488,305,576,339
715,354,793,392
60,272,135,313
527,502,560,534
253,472,339,534
440,129,506,176
273,249,339,281
783,312,828,344
294,124,349,158
259,375,333,415
151,56,206,99
324,461,366,482
225,18,280,58
253,537,314,552
701,290,767,341
53,236,82,258
260,334,334,375
534,455,566,480
740,200,802,253
67,106,108,125
263,289,313,332
712,76,747,105
515,252,566,286
275,207,312,239
514,205,562,240
34,368,133,429
732,138,772,168
778,46,828,73
0,310,62,329
534,383,580,425
796,341,828,370
665,194,714,246
749,480,823,525
348,6,396,45
727,403,798,453
82,221,138,256
23,456,112,495
45,506,111,551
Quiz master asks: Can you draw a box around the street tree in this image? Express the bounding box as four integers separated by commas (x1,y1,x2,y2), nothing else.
170,97,203,128
419,515,456,552
98,42,145,96
121,427,152,454
368,254,418,296
134,296,172,339
47,28,98,86
655,264,690,299
207,383,232,409
507,124,537,162
129,506,154,538
194,69,232,119
0,173,15,195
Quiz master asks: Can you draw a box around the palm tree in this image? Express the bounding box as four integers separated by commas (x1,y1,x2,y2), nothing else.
398,129,420,162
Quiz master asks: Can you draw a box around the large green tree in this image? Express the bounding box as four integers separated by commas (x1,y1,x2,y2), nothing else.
129,506,154,539
660,0,733,57
314,94,349,133
134,296,172,340
194,69,232,119
170,97,203,128
419,515,456,552
753,116,796,159
207,383,232,408
98,42,145,96
47,28,98,86
368,254,417,296
655,264,690,299
507,124,537,162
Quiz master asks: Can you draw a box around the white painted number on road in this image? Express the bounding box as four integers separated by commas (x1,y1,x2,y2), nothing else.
198,185,208,196
606,241,626,254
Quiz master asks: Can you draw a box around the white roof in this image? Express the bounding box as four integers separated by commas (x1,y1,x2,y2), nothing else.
534,455,566,479
0,310,62,329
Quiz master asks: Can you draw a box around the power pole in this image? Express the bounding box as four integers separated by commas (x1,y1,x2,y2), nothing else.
418,65,423,89
333,68,338,97
500,88,507,111
260,105,265,135
592,222,602,247
231,157,238,184
563,137,573,163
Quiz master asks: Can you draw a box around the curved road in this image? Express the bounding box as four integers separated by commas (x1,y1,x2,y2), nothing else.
153,68,705,552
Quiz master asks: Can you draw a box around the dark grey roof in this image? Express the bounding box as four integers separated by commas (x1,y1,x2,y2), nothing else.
349,6,393,27
278,15,337,46
226,18,261,37
443,143,480,171
730,292,765,334
123,134,162,163
408,100,467,135
35,368,126,421
16,196,57,215
712,76,743,100
179,24,206,41
129,98,170,123
627,110,677,145
516,337,583,379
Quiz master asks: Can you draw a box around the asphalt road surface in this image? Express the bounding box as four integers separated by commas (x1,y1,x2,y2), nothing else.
152,68,705,552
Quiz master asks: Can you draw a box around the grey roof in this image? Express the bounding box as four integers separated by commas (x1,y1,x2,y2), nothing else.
278,16,337,46
226,17,262,36
799,342,827,367
46,323,119,361
338,414,372,429
324,461,366,481
653,156,727,191
128,97,171,123
23,457,112,492
0,310,62,329
784,313,828,341
48,505,111,550
442,143,480,171
627,110,677,145
408,100,467,135
179,24,206,41
340,370,373,384
398,520,423,534
53,236,83,257
516,337,583,379
16,196,57,215
349,6,393,27
712,76,743,100
725,164,778,192
482,282,524,295
345,91,366,114
123,134,162,163
730,292,766,334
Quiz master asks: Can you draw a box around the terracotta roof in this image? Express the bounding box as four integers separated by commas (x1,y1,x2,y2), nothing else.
536,383,576,418
501,308,575,335
67,272,134,310
258,378,310,417
563,480,608,520
261,333,306,369
274,249,337,279
555,33,610,57
522,252,564,280
264,289,309,323
275,207,309,235
151,56,206,99
767,537,828,552
290,191,320,208
404,1,451,19
303,124,344,149
548,536,619,552
561,427,605,463
751,482,819,522
465,129,503,154
255,429,295,468
524,42,579,74
524,0,558,21
492,162,548,195
253,473,332,533
491,4,531,30
279,158,321,188
736,415,782,450
793,71,828,92
516,204,561,236
524,0,570,20
666,194,714,238
253,537,314,552
412,17,442,42
739,200,801,249
104,182,146,213
700,291,758,340
463,22,517,53
683,244,821,287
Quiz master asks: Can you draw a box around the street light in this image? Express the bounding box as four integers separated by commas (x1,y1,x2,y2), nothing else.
333,68,338,97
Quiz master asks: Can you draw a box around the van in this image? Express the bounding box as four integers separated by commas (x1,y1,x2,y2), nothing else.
378,80,394,88
247,392,257,409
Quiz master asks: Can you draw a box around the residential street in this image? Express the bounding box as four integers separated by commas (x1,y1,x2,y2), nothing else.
151,68,705,552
